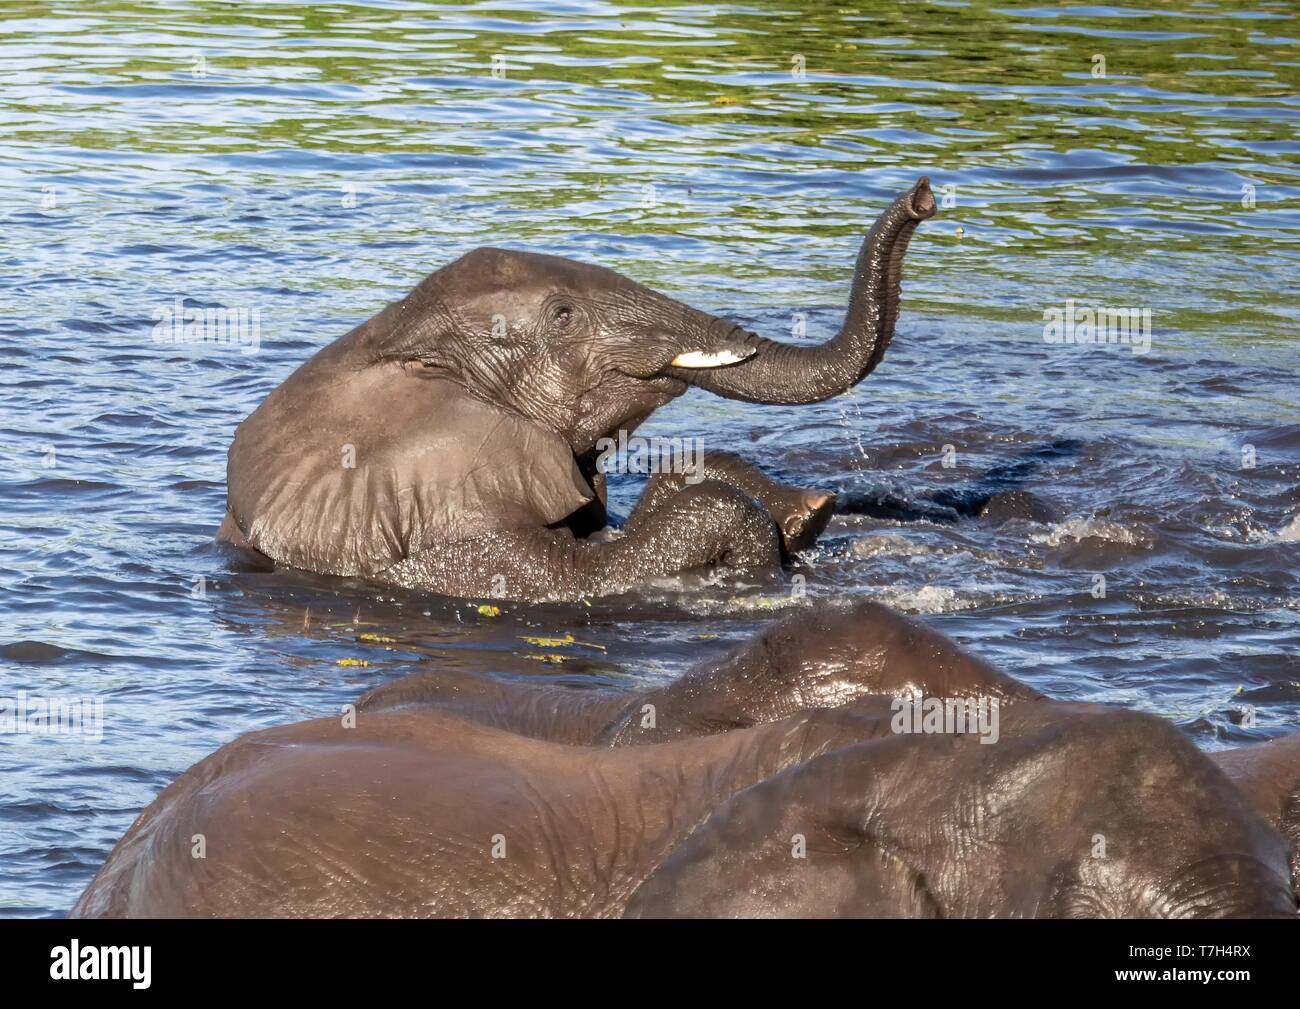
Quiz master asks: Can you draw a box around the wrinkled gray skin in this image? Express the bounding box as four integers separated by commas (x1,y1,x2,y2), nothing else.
1213,734,1300,899
218,180,936,600
73,601,1295,918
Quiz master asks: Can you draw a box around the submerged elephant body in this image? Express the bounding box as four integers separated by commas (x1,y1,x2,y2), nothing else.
73,603,1297,919
220,181,936,600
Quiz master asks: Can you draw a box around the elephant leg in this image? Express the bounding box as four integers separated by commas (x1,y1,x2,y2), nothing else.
381,481,781,602
627,451,835,558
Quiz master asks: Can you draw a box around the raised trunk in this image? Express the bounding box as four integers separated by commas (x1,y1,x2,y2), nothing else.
671,176,935,404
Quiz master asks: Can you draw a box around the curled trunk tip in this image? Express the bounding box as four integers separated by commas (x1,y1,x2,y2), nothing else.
909,177,936,219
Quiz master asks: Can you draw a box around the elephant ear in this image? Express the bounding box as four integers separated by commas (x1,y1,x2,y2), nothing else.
624,739,942,918
227,351,593,577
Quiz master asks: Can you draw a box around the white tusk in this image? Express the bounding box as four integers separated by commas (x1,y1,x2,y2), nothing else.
670,348,753,368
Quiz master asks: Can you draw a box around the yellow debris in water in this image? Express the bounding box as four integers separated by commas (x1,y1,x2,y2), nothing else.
337,658,369,667
521,633,574,647
519,633,607,652
477,604,502,617
522,652,571,664
357,633,396,643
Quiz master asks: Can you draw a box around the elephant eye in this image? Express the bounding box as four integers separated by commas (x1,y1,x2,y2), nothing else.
552,304,573,328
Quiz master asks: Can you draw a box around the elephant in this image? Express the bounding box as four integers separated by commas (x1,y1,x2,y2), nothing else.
72,601,1295,918
1213,733,1300,898
217,179,936,600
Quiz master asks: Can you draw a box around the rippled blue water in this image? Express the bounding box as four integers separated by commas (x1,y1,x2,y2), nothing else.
1,0,1298,917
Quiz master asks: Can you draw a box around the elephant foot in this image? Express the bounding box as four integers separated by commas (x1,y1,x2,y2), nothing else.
714,471,835,556
630,452,837,559
770,487,836,555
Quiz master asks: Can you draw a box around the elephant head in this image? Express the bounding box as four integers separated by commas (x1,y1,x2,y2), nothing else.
624,703,1297,918
226,179,934,576
346,175,935,452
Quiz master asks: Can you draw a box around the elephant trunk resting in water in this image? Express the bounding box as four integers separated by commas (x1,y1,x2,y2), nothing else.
218,180,936,600
73,602,1299,918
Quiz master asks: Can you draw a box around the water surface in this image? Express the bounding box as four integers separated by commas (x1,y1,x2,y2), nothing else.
1,0,1298,917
